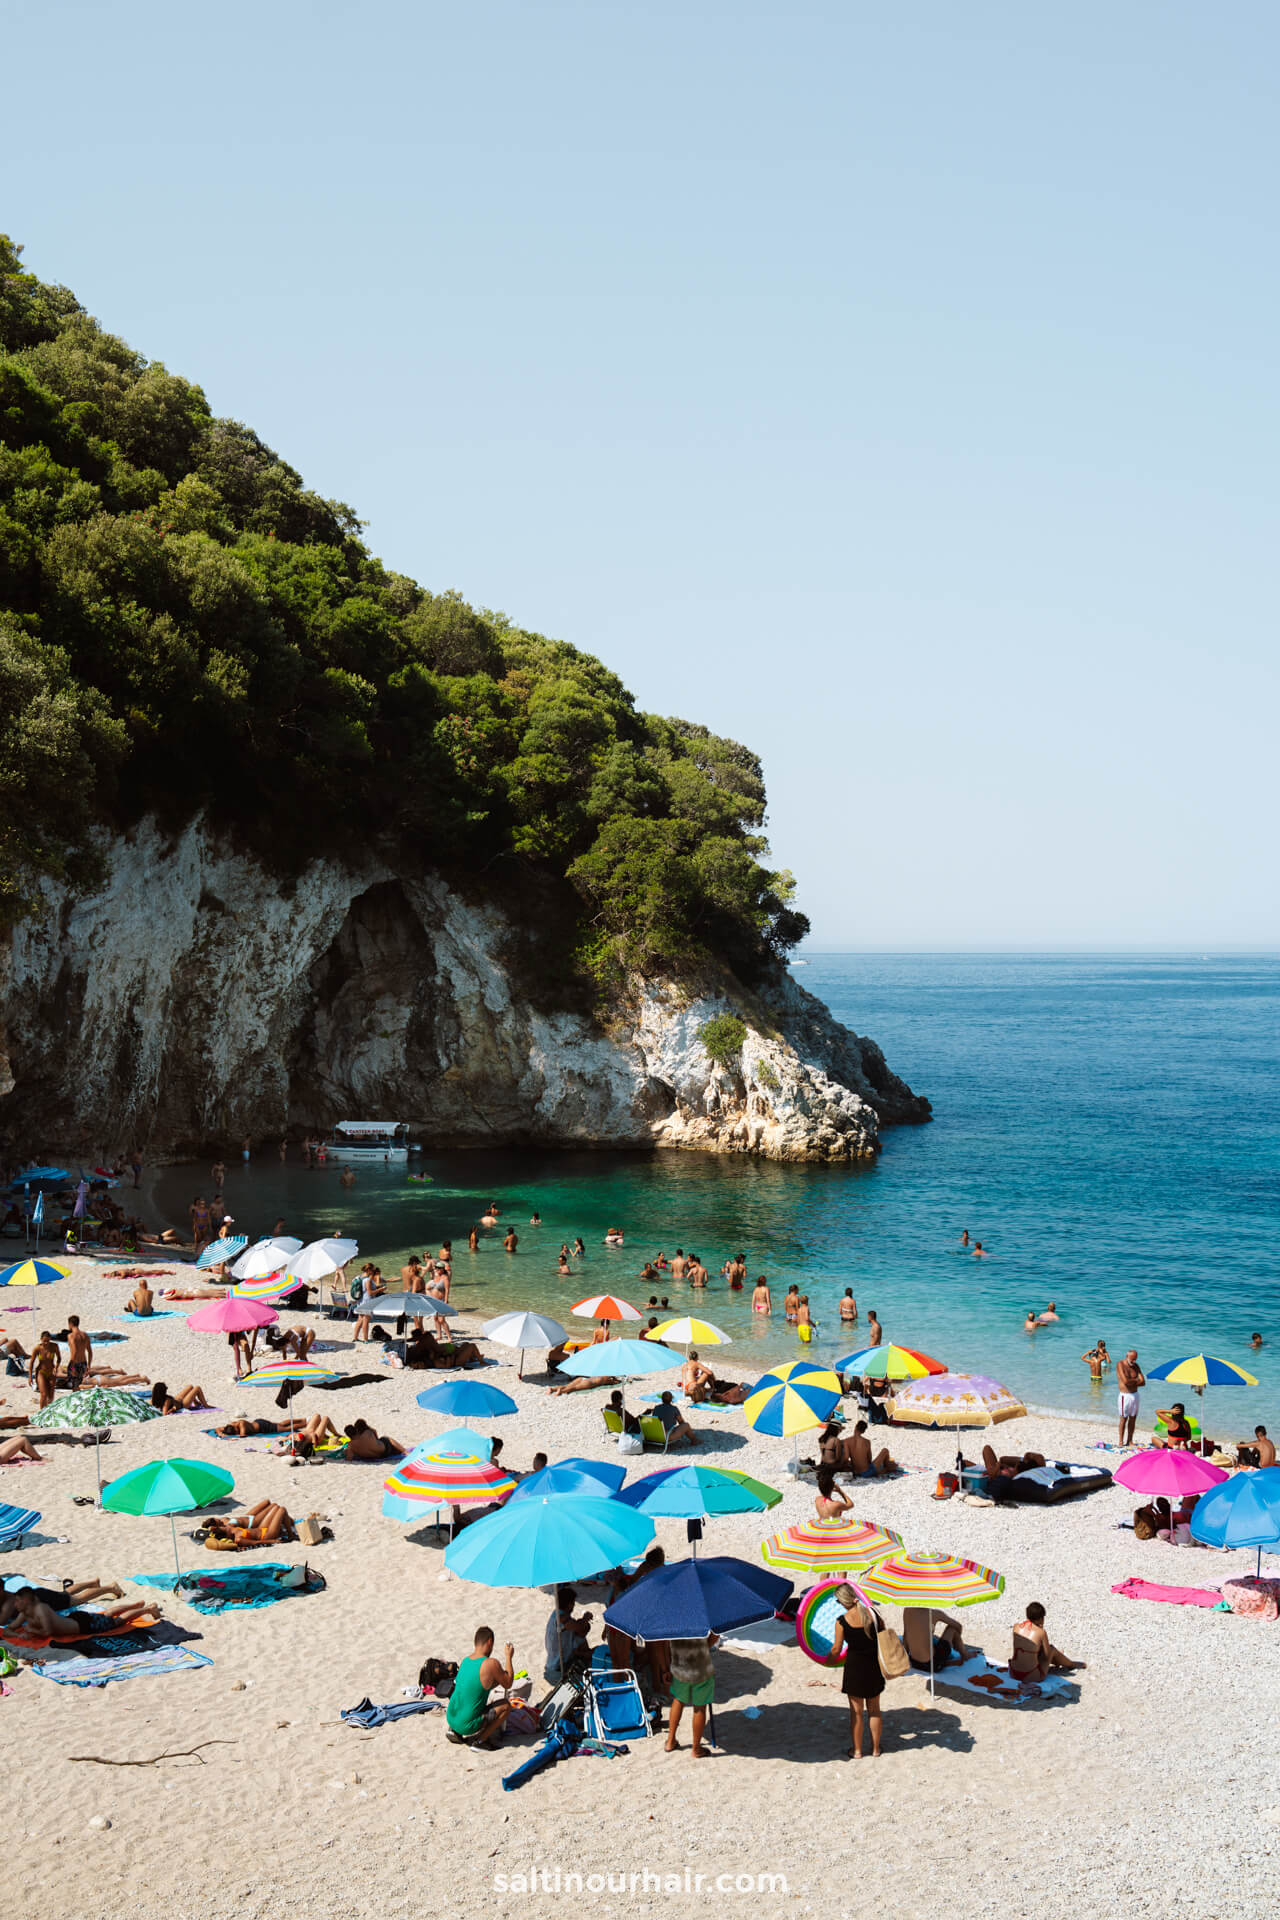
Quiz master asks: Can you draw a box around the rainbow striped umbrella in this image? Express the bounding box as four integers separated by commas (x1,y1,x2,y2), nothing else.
382,1450,516,1522
232,1272,296,1300
0,1257,69,1287
834,1343,946,1381
239,1360,337,1387
761,1517,903,1575
858,1548,1004,1694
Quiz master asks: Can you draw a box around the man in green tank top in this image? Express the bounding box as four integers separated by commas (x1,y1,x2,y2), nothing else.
445,1626,516,1747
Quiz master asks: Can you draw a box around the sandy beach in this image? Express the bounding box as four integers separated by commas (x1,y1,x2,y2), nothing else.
3,1249,1278,1920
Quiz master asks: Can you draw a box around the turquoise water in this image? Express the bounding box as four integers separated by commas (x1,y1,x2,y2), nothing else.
154,954,1280,1429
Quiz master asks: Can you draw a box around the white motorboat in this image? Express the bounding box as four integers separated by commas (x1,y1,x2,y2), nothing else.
322,1121,416,1162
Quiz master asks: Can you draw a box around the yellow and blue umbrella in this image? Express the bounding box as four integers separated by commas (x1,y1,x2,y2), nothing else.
1147,1354,1258,1455
744,1365,844,1472
0,1258,68,1287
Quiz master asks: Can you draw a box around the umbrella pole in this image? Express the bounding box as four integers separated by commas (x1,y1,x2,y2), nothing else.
929,1606,935,1700
171,1512,181,1581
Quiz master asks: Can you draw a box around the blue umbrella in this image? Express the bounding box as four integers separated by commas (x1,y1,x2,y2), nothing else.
1190,1467,1280,1574
615,1464,782,1520
415,1380,518,1424
556,1338,682,1377
12,1167,69,1185
196,1237,248,1268
444,1494,654,1587
509,1458,627,1501
603,1554,793,1640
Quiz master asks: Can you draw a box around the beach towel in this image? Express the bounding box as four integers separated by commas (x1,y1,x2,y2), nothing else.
32,1644,212,1686
1111,1577,1222,1608
114,1310,181,1322
341,1694,442,1727
134,1565,325,1612
931,1651,1077,1702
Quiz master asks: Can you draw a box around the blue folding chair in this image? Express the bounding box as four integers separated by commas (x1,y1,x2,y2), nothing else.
583,1664,652,1742
0,1503,41,1551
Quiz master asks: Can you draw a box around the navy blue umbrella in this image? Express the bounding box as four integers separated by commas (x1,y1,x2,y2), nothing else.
603,1554,793,1641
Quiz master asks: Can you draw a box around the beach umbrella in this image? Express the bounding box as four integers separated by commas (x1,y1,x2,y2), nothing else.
415,1379,518,1425
834,1343,947,1381
760,1517,904,1576
604,1554,793,1641
285,1239,359,1285
557,1336,681,1421
0,1257,68,1286
887,1372,1026,1470
443,1492,654,1587
239,1358,339,1443
382,1450,517,1525
652,1316,732,1355
403,1425,495,1462
1113,1448,1229,1499
1146,1354,1258,1456
1189,1467,1280,1574
858,1548,1005,1696
616,1465,781,1552
481,1309,567,1379
196,1236,248,1269
572,1294,642,1330
185,1296,279,1333
12,1167,69,1186
231,1272,296,1301
508,1457,627,1501
31,1384,160,1493
100,1457,234,1579
232,1238,303,1280
744,1365,844,1472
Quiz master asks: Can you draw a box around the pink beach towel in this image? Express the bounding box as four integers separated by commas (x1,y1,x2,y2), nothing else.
1111,1577,1221,1608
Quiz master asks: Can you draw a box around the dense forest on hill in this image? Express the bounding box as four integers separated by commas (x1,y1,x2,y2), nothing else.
0,238,807,983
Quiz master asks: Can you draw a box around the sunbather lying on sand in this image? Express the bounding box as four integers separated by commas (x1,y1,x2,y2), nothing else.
0,1434,43,1462
550,1372,618,1396
0,1578,127,1627
202,1499,295,1547
215,1416,290,1438
1,1589,159,1640
405,1331,483,1369
263,1325,317,1361
342,1419,404,1460
149,1381,211,1413
269,1414,346,1455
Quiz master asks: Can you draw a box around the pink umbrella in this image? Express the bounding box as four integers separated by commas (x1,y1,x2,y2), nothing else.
1113,1450,1229,1496
1113,1448,1228,1546
185,1297,279,1333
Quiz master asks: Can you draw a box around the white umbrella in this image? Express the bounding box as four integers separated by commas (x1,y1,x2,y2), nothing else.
482,1309,567,1379
285,1239,359,1283
232,1237,304,1280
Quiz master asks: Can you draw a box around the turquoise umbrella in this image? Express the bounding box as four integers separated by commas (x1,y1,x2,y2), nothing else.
556,1338,682,1422
444,1493,654,1587
101,1458,234,1577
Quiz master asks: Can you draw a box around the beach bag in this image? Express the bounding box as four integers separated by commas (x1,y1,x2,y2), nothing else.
419,1656,459,1697
506,1702,540,1734
875,1618,909,1680
296,1515,324,1546
617,1429,643,1455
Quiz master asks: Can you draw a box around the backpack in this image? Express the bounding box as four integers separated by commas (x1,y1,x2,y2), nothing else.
418,1656,459,1697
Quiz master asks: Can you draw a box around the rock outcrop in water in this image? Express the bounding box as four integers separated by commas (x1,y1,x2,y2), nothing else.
0,819,929,1163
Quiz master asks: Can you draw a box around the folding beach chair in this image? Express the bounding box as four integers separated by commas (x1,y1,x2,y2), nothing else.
582,1665,652,1742
0,1503,41,1552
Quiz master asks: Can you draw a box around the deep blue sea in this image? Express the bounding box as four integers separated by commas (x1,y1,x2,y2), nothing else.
156,954,1280,1430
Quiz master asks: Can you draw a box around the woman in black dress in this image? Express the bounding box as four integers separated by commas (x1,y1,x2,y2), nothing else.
829,1583,884,1758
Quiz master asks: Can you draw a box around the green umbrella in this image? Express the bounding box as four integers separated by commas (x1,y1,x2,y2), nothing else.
101,1458,234,1578
31,1387,160,1494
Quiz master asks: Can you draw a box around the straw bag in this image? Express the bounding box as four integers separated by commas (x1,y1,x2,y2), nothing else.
875,1621,909,1680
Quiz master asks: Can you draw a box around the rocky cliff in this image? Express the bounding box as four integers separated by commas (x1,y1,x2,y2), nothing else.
0,820,929,1163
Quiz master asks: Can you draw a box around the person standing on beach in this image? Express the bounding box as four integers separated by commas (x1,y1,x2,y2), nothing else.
867,1309,883,1347
65,1316,92,1390
1117,1349,1144,1446
28,1331,60,1409
665,1633,717,1759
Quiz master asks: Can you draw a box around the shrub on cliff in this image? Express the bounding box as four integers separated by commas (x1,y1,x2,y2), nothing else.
699,1013,748,1068
0,234,810,975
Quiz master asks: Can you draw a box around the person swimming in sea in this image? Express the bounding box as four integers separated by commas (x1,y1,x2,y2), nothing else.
973,1241,989,1257
839,1288,857,1324
1036,1301,1060,1323
959,1229,970,1247
1023,1310,1039,1332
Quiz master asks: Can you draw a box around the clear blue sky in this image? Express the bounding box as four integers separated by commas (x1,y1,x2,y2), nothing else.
8,2,1277,947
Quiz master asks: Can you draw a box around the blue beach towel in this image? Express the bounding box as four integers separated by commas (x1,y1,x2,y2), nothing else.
133,1565,325,1612
32,1645,212,1686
